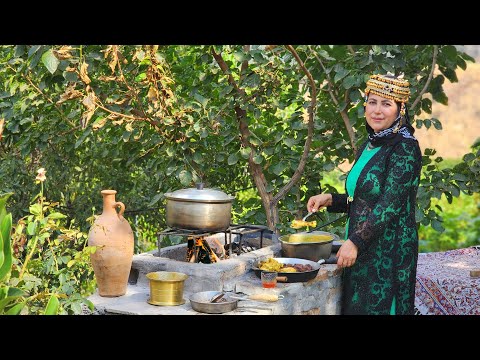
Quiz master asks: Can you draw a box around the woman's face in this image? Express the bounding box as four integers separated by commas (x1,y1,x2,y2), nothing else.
365,93,399,133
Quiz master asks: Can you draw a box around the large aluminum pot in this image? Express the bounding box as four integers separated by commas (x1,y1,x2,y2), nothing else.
164,183,235,231
278,231,339,262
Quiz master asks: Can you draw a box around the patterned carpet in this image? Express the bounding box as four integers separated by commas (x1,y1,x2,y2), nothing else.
414,247,480,315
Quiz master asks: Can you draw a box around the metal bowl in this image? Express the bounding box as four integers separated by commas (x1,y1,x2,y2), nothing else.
189,291,238,314
278,231,338,262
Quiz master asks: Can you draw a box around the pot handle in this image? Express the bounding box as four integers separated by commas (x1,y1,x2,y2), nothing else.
113,201,125,216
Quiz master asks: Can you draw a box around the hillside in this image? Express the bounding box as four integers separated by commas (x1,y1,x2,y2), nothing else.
415,62,480,159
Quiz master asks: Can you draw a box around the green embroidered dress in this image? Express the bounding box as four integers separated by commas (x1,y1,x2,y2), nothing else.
328,138,422,315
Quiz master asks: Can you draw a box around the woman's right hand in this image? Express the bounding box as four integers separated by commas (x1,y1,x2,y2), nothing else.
307,193,332,213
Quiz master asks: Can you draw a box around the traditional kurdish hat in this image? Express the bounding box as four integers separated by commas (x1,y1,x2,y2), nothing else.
364,74,410,103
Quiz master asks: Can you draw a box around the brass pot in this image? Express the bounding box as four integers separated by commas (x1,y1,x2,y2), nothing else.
146,271,188,306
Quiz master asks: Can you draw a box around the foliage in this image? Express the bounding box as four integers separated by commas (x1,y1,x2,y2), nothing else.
0,192,26,315
0,45,478,254
4,172,95,314
419,192,480,252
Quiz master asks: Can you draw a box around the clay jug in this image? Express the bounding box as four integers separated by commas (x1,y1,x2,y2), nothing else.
88,190,134,297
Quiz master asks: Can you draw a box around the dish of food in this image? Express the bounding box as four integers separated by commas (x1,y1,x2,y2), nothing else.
290,219,317,229
258,257,314,273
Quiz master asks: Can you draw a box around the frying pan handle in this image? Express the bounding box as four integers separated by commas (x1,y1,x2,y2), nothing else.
276,276,288,282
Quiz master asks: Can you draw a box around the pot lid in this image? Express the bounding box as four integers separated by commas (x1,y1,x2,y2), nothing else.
164,183,235,202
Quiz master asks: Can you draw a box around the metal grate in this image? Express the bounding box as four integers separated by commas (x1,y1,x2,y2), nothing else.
157,224,270,261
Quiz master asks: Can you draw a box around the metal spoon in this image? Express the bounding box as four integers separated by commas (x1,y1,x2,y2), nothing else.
210,292,226,303
302,212,314,221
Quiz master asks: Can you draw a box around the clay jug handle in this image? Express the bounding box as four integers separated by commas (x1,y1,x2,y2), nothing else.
113,201,125,216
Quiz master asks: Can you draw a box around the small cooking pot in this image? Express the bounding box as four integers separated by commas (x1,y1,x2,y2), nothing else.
164,183,235,231
252,257,325,283
279,231,338,262
146,271,188,306
189,291,239,314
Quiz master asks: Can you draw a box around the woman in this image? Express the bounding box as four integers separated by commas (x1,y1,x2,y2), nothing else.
307,74,422,315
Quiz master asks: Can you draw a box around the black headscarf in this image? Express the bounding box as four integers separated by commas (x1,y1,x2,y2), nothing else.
365,105,417,147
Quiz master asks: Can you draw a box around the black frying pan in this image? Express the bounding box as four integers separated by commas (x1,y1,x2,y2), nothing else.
252,257,325,283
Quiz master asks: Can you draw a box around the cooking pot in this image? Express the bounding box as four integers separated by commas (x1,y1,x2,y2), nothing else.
146,271,188,306
278,231,338,262
164,183,235,231
252,257,326,283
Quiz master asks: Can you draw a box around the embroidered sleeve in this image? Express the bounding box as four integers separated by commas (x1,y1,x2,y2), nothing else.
328,193,348,213
349,141,421,253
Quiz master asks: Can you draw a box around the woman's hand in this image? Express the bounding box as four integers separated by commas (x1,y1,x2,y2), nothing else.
336,239,358,268
307,193,332,213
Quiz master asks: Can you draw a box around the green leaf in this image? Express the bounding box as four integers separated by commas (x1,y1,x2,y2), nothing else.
271,162,287,176
0,286,26,311
44,295,59,315
249,137,262,146
334,68,349,83
193,93,208,108
233,51,246,62
283,137,297,147
29,203,42,216
444,191,452,204
178,170,192,186
472,137,480,148
253,154,263,164
227,153,239,165
0,214,12,281
192,152,203,164
5,301,26,315
342,76,356,89
0,193,13,223
441,45,457,62
240,147,252,159
27,221,36,236
431,219,445,233
431,90,448,106
47,212,66,220
41,49,60,74
415,208,424,222
316,49,335,61
452,173,467,181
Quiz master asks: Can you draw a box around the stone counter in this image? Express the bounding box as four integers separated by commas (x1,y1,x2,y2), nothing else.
88,263,342,315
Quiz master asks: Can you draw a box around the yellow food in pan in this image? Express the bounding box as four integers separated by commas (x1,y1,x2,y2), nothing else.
259,258,283,272
290,219,317,229
286,233,333,243
258,258,298,273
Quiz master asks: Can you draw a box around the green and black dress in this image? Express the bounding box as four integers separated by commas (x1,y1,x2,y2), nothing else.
328,135,422,315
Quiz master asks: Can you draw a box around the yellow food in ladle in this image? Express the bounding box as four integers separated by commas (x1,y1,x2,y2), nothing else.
290,219,317,229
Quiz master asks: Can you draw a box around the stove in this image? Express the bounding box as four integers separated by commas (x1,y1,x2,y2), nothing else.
157,224,270,262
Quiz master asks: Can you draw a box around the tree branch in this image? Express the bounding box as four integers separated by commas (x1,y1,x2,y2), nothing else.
309,46,357,154
273,45,317,205
410,45,438,111
211,46,272,217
